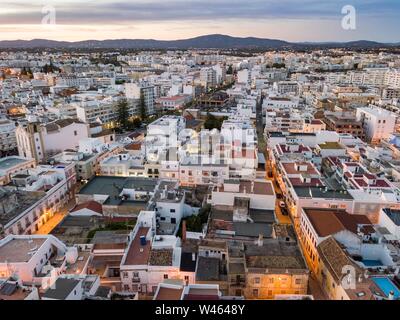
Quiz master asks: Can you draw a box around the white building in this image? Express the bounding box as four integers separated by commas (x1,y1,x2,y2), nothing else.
210,179,276,212
385,69,400,89
237,69,250,85
0,234,75,282
0,119,17,154
125,82,155,115
16,119,90,162
200,67,217,89
0,156,36,186
120,211,195,295
356,106,397,144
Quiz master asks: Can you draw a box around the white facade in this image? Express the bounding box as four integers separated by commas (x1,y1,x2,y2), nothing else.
16,120,90,161
0,119,17,152
356,106,397,143
0,235,71,282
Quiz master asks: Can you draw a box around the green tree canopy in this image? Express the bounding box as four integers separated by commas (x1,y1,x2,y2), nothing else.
116,98,130,130
204,113,226,130
139,92,147,121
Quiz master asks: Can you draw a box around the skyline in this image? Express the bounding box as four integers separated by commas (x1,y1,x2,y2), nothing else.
1,0,400,42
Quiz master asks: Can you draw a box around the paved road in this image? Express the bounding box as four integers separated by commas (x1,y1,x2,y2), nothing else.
35,212,66,235
35,198,76,235
256,94,265,145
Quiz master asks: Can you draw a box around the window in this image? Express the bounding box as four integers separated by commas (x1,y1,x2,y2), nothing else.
133,272,139,278
184,276,189,281
252,289,259,297
170,209,175,213
123,285,130,291
295,279,302,285
254,277,260,284
163,274,168,279
123,272,129,279
74,130,78,136
269,278,274,284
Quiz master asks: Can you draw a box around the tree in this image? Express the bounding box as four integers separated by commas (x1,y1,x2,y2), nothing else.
272,63,286,69
116,99,130,130
132,117,142,128
204,113,226,130
182,204,211,233
41,61,60,74
139,92,147,121
227,64,233,75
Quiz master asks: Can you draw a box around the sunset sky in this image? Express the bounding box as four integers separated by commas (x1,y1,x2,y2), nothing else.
1,0,399,42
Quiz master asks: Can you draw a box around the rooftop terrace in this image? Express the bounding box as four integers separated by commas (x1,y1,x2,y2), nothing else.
0,157,32,172
0,238,47,263
123,227,150,266
293,186,354,200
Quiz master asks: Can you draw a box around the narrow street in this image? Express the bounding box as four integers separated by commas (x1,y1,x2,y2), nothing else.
35,212,67,235
260,109,327,299
308,274,329,300
34,198,76,235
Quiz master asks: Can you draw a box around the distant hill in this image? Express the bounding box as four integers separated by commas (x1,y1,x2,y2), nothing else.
0,34,397,49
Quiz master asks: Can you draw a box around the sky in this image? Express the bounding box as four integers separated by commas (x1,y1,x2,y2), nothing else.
0,0,399,42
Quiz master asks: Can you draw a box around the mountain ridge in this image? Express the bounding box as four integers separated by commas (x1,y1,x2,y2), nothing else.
0,34,397,49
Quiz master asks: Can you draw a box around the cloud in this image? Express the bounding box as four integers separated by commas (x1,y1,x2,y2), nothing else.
0,0,399,42
0,0,399,25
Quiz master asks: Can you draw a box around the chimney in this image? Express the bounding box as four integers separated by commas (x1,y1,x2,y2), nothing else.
182,220,187,243
257,234,263,247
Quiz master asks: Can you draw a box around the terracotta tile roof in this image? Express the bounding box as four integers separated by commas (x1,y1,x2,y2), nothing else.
304,209,372,237
155,287,183,300
317,236,362,283
125,142,142,151
71,201,103,214
282,162,318,175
